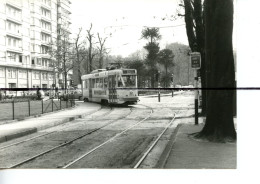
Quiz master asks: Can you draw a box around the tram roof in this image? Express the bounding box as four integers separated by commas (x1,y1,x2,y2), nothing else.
81,69,136,80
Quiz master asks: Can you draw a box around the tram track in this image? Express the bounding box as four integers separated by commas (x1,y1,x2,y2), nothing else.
62,107,154,168
5,106,146,168
0,106,114,151
61,105,176,169
133,113,176,168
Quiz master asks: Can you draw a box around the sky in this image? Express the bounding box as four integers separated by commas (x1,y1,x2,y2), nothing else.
70,0,189,57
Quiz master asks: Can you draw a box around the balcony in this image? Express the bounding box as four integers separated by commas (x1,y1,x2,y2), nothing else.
41,3,51,11
6,47,23,54
41,29,52,35
58,0,71,8
6,31,22,39
41,16,51,23
6,0,22,10
6,16,22,25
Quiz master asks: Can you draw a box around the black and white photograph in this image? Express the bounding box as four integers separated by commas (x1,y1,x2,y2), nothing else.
0,0,259,183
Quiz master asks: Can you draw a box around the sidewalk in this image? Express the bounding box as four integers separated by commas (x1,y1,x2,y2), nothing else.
157,119,237,169
0,102,101,143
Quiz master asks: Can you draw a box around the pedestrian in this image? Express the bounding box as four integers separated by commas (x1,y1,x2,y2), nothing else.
37,88,41,100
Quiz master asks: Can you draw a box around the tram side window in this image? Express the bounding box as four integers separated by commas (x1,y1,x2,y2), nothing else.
109,77,112,88
117,76,123,87
108,76,116,88
91,79,95,88
100,78,104,88
85,80,88,89
95,78,99,88
104,78,108,89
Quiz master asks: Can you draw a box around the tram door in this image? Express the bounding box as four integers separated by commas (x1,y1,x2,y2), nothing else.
89,78,94,99
108,75,116,103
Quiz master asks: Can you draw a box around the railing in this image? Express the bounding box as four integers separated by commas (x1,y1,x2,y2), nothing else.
0,90,76,121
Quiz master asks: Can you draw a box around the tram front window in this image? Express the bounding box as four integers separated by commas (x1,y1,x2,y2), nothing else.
122,75,136,87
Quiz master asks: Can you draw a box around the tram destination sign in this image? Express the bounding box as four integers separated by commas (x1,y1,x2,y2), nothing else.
190,52,201,69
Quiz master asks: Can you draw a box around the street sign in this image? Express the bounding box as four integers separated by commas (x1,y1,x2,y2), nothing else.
190,52,201,69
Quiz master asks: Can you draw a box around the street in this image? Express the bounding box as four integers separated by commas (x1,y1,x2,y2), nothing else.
0,91,195,168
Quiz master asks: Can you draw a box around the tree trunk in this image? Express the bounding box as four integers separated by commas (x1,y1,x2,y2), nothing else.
184,0,196,49
78,68,82,84
197,0,236,142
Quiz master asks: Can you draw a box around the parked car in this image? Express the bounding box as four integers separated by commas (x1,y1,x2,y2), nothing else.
73,89,82,100
59,89,82,101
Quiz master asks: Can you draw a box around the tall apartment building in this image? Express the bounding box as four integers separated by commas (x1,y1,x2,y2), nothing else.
0,0,71,95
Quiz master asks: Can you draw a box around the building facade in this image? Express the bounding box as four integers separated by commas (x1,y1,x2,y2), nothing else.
0,0,71,95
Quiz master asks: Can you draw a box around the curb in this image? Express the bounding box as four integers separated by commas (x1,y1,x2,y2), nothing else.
155,123,183,168
0,128,37,143
0,107,101,144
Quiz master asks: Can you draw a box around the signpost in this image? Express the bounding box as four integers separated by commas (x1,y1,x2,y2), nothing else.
190,52,201,125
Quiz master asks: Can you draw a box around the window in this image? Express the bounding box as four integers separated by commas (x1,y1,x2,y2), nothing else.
33,72,40,79
0,68,4,78
41,45,49,54
49,74,53,80
84,80,88,89
19,55,22,63
41,33,51,42
7,69,16,79
31,44,35,52
91,79,95,88
32,58,35,65
37,58,41,65
104,78,108,88
41,20,51,31
7,21,20,34
19,70,27,79
7,36,21,49
42,73,46,80
99,78,103,88
42,0,51,6
7,5,21,20
95,78,99,88
41,8,51,18
117,76,123,87
122,75,136,87
7,52,19,62
8,83,16,88
42,59,48,67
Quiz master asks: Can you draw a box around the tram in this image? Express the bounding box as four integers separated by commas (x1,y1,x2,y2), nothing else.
81,68,139,105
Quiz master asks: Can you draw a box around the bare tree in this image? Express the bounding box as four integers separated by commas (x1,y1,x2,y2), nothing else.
74,28,88,84
96,33,108,69
86,23,98,73
49,29,74,93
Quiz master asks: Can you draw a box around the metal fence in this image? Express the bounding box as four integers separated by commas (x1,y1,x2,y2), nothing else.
0,98,75,121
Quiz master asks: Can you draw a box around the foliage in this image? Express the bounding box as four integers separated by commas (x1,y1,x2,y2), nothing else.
157,49,175,75
141,28,161,43
159,73,172,88
165,43,192,86
141,28,162,88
